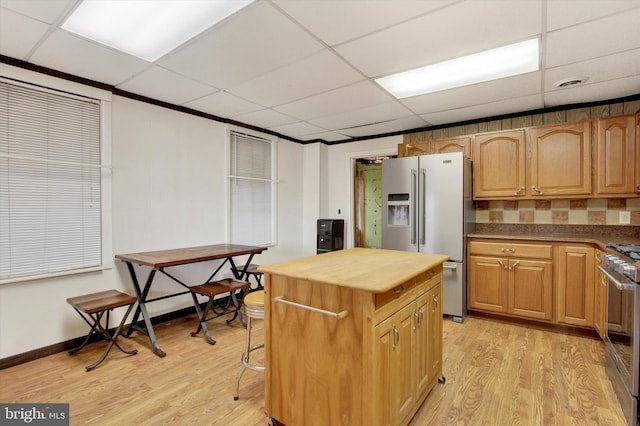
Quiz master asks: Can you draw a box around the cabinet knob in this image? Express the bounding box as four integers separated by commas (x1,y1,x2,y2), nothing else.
532,185,544,195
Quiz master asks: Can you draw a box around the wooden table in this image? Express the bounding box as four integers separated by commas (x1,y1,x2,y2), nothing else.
115,244,267,357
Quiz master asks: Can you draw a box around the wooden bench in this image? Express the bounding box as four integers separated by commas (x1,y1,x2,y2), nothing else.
189,279,251,345
67,290,138,371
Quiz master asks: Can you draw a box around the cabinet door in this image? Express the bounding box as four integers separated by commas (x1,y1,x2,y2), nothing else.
374,302,416,426
595,115,637,196
431,137,472,157
593,250,607,340
527,121,592,197
556,245,595,327
509,259,553,320
472,130,526,198
398,141,430,157
426,282,443,385
468,256,508,312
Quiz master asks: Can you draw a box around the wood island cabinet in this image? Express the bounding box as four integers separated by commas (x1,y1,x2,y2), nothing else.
595,115,639,196
527,121,592,197
468,241,553,321
472,130,526,199
260,248,448,426
555,245,595,327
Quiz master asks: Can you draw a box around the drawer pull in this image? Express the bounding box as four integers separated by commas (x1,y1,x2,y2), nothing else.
497,259,508,270
532,185,544,195
514,186,525,196
274,296,349,319
393,286,405,295
501,248,515,253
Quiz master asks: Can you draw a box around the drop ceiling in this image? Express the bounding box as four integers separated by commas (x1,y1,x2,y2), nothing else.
1,0,639,144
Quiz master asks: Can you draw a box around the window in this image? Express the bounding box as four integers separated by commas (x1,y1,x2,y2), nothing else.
228,131,274,246
0,79,108,283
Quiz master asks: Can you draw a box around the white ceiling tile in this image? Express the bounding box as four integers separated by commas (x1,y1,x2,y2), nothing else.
401,72,542,115
336,0,541,78
297,131,350,142
159,1,324,90
0,0,75,25
273,0,456,46
117,66,217,105
30,29,149,85
544,75,640,107
232,108,299,129
547,0,640,31
184,91,263,118
268,121,326,137
309,101,414,131
227,50,364,107
275,81,393,121
338,116,428,138
420,95,543,125
545,49,640,91
0,7,50,59
546,8,640,67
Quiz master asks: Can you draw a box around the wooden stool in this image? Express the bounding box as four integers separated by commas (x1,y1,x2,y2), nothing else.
189,279,251,345
234,290,265,400
236,264,263,290
67,290,138,371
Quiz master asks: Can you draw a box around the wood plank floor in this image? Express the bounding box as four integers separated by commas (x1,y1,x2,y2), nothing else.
0,313,627,425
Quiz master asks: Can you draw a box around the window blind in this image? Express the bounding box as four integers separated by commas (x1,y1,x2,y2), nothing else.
229,132,273,246
0,80,102,281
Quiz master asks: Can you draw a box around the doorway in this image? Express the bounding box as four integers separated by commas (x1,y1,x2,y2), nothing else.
353,156,394,248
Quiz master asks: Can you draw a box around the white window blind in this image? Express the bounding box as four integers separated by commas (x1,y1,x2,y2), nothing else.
229,132,273,246
0,80,102,281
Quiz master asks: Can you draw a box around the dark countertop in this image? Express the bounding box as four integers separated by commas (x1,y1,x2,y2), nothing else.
468,224,640,250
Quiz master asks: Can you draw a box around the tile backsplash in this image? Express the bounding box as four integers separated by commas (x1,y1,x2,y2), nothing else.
475,198,640,226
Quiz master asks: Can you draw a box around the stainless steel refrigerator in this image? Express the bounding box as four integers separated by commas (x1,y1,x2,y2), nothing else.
382,152,474,322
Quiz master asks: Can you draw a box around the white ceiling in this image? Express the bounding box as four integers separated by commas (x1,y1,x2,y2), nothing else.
1,0,640,143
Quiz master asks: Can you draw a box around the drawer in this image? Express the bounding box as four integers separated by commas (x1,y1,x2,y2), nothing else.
375,277,416,309
469,241,552,259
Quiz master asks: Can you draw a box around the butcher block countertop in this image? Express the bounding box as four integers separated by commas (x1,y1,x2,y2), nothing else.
258,247,449,293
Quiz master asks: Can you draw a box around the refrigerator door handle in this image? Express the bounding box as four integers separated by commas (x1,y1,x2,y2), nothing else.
411,169,417,245
420,167,426,245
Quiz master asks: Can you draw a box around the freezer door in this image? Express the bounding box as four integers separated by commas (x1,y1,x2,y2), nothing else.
420,152,465,260
382,157,419,251
442,261,466,319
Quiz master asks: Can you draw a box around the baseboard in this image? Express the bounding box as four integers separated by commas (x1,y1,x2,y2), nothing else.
0,304,201,371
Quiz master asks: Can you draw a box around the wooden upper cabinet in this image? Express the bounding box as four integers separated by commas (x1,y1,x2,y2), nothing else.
472,130,526,199
398,136,471,158
430,137,471,157
595,115,638,196
527,121,592,197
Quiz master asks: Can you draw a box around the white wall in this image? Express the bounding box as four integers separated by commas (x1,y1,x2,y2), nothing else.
0,83,304,359
0,66,400,361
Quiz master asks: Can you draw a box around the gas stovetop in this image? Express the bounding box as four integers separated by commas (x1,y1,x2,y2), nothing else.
608,244,640,262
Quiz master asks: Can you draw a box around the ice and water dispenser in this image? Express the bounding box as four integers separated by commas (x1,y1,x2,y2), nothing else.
317,219,344,254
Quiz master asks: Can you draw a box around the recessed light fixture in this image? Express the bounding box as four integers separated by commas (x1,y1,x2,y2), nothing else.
376,38,540,99
62,0,254,62
553,77,587,88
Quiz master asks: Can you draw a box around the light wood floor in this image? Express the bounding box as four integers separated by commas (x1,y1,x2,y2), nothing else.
0,313,627,425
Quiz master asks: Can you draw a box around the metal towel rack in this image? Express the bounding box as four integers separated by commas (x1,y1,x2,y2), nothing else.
273,296,349,319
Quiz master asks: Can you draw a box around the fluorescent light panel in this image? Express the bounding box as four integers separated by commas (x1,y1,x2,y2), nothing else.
376,38,540,99
62,0,254,62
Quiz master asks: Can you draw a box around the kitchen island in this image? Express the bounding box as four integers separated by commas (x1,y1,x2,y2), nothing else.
259,248,449,426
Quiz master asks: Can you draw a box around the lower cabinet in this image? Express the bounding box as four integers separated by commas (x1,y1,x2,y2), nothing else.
555,244,595,327
468,241,553,321
374,280,442,426
594,249,607,340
